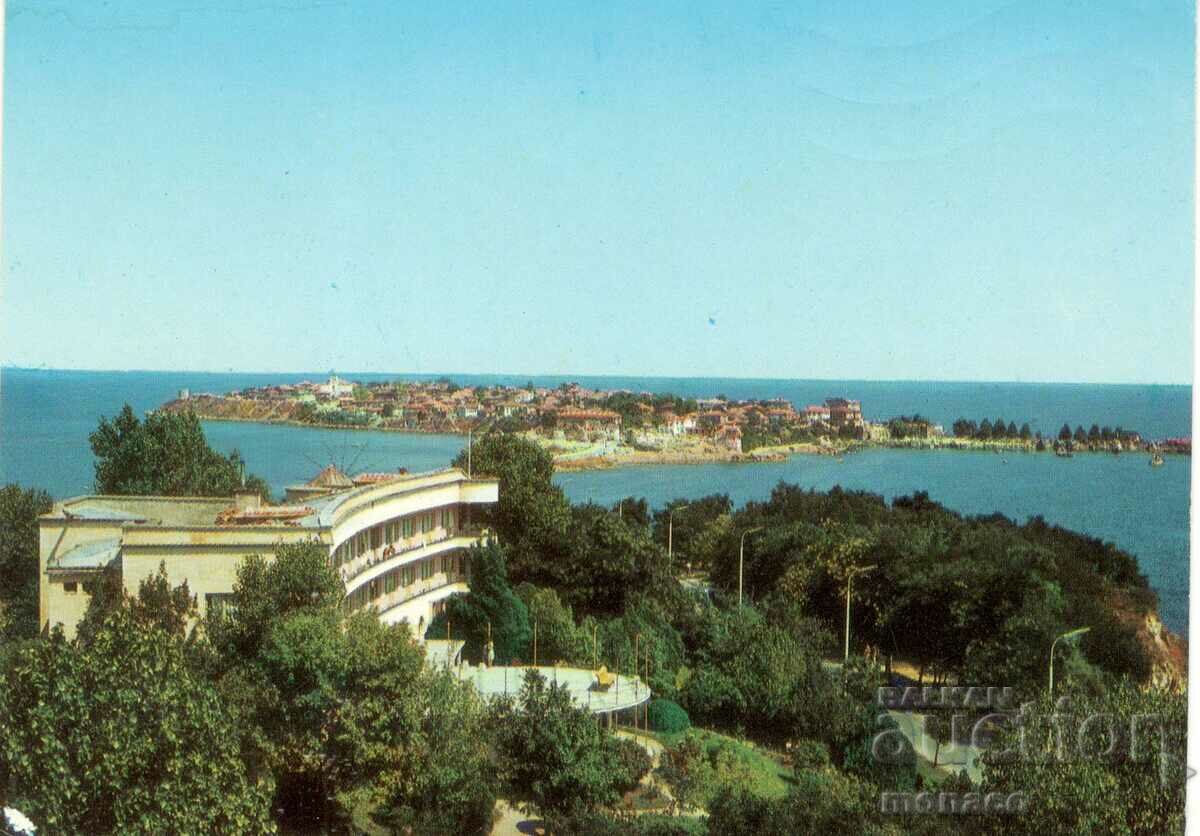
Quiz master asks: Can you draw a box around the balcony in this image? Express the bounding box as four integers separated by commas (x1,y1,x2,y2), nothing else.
369,573,469,619
336,526,491,586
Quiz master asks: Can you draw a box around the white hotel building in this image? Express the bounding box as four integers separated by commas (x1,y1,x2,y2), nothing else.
38,467,499,639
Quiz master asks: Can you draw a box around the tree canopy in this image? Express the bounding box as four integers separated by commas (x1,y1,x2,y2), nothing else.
0,485,52,641
0,609,274,834
90,404,271,499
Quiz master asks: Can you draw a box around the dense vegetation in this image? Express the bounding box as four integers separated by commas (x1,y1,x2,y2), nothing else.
951,417,1032,441
952,417,1142,446
91,404,271,499
0,420,1184,834
885,414,937,440
0,485,51,642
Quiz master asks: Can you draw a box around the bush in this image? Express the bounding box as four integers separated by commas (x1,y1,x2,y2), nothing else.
611,737,653,792
648,698,691,734
790,739,831,770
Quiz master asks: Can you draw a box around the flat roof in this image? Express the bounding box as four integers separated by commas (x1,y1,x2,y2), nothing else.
49,538,121,571
46,467,497,531
56,496,233,527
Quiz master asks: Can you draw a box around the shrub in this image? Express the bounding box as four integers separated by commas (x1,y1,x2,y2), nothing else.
611,737,653,793
790,739,831,770
648,698,691,734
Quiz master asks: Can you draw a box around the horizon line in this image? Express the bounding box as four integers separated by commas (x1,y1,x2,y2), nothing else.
1,364,1192,389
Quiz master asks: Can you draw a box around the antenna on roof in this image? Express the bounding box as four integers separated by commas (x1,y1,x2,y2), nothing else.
343,439,369,476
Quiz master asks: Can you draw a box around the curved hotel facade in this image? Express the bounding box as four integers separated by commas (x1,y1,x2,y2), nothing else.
38,467,499,639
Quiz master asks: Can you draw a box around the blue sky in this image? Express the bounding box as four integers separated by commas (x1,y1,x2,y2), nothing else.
2,1,1193,383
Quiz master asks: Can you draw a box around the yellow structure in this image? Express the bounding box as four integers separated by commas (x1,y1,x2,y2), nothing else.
38,467,499,639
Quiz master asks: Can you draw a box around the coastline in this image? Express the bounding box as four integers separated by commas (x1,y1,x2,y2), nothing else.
178,410,1187,473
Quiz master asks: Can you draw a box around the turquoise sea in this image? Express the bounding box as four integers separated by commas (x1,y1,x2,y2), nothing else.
0,368,1190,635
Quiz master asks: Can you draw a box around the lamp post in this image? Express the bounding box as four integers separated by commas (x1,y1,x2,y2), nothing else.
738,527,763,608
1048,627,1090,694
668,503,690,571
843,564,877,662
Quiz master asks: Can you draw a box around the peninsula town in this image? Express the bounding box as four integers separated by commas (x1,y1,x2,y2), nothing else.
160,375,1185,470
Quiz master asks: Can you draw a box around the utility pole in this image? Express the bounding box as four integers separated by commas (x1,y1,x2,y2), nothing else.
738,527,763,608
1049,627,1090,693
668,503,690,571
843,565,877,662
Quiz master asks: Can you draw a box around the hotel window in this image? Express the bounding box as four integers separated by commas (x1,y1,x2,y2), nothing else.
371,527,382,549
64,581,78,594
206,593,236,616
402,517,413,537
384,571,397,594
441,508,454,530
420,559,433,580
403,565,416,586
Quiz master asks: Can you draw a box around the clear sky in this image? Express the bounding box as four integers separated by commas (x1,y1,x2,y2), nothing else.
1,1,1194,383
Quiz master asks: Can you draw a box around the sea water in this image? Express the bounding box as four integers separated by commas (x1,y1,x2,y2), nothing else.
1,367,1189,634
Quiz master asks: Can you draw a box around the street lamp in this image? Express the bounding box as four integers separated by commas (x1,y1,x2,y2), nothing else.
738,527,763,608
843,564,877,662
667,503,690,570
1048,627,1090,694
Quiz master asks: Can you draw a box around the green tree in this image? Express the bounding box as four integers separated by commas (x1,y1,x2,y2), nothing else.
371,670,498,835
489,669,643,818
979,682,1185,835
515,583,591,665
0,484,52,641
452,432,572,583
1059,423,1073,442
207,541,496,831
1020,423,1033,440
612,496,651,528
651,494,733,568
76,562,198,646
0,610,274,833
206,540,345,666
90,404,271,500
707,768,904,836
427,541,531,663
562,504,669,615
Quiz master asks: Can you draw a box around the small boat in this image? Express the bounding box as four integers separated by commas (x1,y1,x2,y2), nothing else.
1055,446,1073,458
1150,453,1165,467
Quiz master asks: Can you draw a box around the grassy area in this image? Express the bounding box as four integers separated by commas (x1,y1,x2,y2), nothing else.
635,727,793,800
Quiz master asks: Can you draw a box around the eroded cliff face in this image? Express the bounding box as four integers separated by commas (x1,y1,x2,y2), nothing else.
161,396,301,422
1140,612,1187,693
